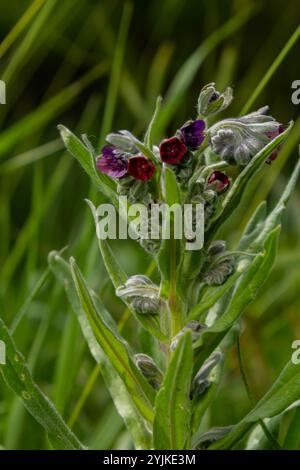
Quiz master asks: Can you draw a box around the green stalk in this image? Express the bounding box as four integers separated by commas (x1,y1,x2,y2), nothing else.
240,25,300,115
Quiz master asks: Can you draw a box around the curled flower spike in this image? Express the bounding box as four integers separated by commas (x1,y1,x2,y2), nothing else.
208,107,281,165
265,124,284,164
207,171,230,192
128,155,155,181
178,119,205,150
159,136,187,164
197,82,233,117
96,145,128,178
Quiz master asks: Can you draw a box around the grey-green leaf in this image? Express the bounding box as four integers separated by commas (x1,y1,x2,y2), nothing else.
69,257,155,422
48,252,152,449
58,125,118,204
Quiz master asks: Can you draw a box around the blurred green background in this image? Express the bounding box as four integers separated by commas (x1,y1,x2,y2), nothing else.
0,0,299,449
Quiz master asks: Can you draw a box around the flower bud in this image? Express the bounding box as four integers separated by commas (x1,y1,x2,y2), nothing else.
116,275,161,315
197,82,233,117
171,321,207,351
134,353,163,389
191,351,222,398
207,240,226,256
195,426,234,450
203,258,235,286
106,131,138,153
207,171,230,192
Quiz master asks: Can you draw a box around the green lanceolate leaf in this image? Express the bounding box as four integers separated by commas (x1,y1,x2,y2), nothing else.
153,331,193,450
207,123,293,240
209,227,279,334
210,360,300,450
238,201,267,251
58,125,118,204
0,317,85,450
85,199,167,342
69,257,155,423
194,228,280,370
48,252,152,449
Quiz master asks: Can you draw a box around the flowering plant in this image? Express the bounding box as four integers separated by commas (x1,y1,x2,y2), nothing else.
52,82,300,450
1,82,299,451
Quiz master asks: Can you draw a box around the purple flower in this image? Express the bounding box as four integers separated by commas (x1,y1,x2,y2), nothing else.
96,146,128,178
179,119,205,150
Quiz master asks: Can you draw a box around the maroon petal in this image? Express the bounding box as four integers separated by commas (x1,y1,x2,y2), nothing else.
128,156,155,181
159,137,187,164
265,124,284,164
208,171,230,192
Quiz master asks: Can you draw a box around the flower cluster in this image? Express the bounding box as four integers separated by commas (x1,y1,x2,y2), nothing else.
96,85,283,190
96,119,206,182
95,83,285,261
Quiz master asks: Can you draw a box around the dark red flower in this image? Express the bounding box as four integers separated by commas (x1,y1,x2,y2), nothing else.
128,155,155,181
208,171,230,192
159,137,187,164
265,124,284,164
96,145,128,178
179,119,205,150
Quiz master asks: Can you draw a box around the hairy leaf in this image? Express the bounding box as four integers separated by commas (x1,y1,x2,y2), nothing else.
49,251,152,449
153,331,193,449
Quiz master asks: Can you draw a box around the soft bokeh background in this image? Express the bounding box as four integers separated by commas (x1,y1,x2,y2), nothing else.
0,0,299,449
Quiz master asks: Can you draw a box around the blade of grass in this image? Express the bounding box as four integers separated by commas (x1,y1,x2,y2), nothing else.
236,336,282,450
0,140,63,174
240,25,300,115
0,317,86,449
2,0,59,84
0,0,46,58
99,2,133,145
153,5,257,137
0,64,107,161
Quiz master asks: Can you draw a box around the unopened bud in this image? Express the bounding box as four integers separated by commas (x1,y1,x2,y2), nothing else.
106,130,138,153
116,275,162,315
134,353,163,389
191,351,222,398
197,83,233,117
171,321,207,351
